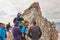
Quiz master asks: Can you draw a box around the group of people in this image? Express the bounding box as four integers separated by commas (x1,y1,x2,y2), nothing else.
0,22,11,40
0,13,42,40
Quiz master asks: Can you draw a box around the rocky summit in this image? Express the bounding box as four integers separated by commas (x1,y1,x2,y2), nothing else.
23,2,58,40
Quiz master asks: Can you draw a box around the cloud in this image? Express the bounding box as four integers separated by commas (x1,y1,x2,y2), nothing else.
39,0,60,22
0,11,7,16
0,0,39,24
0,0,60,24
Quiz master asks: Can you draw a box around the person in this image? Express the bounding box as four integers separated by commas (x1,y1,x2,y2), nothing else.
20,21,27,40
20,20,29,40
0,23,6,40
0,23,2,40
28,21,42,40
25,21,29,28
0,23,2,26
6,23,13,40
12,21,22,40
13,13,24,30
6,23,11,32
13,13,24,23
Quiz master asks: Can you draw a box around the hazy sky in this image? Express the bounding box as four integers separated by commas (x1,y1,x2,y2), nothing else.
0,0,60,24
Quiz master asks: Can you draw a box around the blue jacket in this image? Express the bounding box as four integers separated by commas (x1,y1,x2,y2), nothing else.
21,25,26,35
0,27,5,40
18,22,26,34
13,16,26,34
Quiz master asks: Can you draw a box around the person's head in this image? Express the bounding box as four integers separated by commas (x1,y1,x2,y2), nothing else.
14,21,19,26
17,12,21,17
8,22,10,24
25,21,29,28
20,14,23,18
1,23,5,28
32,21,36,25
0,23,2,26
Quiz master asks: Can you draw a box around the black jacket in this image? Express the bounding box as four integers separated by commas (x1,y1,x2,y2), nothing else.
28,25,42,40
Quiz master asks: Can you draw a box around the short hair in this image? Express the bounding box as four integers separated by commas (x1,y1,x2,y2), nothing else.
32,21,36,25
0,23,2,26
17,12,22,16
1,23,5,25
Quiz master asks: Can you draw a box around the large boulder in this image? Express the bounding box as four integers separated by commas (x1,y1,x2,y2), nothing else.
23,2,58,40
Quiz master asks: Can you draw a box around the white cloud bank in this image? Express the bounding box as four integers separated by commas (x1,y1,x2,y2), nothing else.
0,0,60,25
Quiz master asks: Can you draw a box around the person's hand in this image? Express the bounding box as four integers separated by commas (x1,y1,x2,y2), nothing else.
25,35,28,40
22,33,24,38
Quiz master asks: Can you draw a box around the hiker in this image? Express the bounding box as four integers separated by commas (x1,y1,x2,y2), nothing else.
0,23,2,40
20,20,27,40
28,21,42,40
12,21,22,40
13,12,24,29
21,20,29,40
13,13,24,23
25,21,29,28
6,23,13,40
0,23,6,40
6,23,11,32
13,13,29,40
0,23,2,26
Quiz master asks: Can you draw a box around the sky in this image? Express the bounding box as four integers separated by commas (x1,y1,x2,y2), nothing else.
0,0,60,25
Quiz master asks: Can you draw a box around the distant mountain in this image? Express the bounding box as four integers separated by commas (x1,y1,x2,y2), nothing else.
56,24,60,33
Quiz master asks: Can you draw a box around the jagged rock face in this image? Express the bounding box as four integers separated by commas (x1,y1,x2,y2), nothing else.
23,2,58,40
